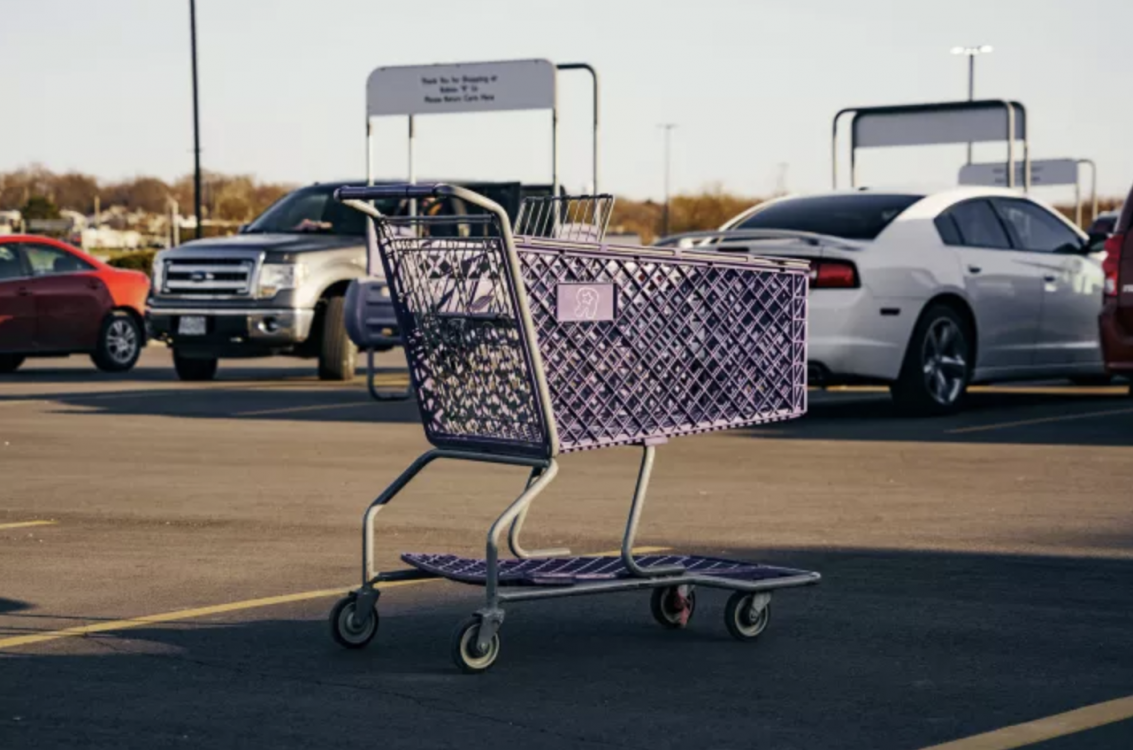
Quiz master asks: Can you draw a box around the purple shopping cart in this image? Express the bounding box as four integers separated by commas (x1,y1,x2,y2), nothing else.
330,183,819,672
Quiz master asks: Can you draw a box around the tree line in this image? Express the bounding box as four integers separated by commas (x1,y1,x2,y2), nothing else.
0,165,293,222
0,164,1116,242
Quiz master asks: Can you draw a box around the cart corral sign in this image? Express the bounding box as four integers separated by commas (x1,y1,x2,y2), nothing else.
367,59,556,117
852,101,1026,148
959,158,1079,187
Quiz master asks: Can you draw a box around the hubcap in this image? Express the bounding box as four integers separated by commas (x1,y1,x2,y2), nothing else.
921,318,968,406
106,320,138,364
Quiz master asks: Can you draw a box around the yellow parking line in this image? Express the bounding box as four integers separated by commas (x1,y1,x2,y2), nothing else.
947,406,1133,435
0,520,57,530
233,401,378,417
919,694,1133,750
0,545,670,652
0,582,415,651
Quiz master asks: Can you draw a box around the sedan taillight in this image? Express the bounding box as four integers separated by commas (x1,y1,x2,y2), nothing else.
809,259,860,289
1102,233,1125,298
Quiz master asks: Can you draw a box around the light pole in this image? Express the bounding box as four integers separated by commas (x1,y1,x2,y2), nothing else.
658,123,677,237
950,45,993,164
190,0,203,238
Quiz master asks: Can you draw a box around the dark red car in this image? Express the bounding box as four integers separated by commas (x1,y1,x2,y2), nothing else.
0,235,149,374
1100,185,1133,390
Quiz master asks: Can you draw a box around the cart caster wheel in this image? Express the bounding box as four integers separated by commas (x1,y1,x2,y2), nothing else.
451,616,501,674
724,592,771,642
329,594,379,649
650,585,697,629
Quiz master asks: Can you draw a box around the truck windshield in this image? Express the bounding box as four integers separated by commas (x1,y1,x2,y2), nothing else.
735,193,922,240
244,186,402,236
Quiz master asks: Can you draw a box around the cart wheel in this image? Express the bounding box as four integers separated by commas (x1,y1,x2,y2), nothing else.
451,617,500,674
329,594,379,649
724,592,771,642
650,585,697,629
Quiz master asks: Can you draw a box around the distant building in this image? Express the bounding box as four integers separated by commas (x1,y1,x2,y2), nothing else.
0,210,20,236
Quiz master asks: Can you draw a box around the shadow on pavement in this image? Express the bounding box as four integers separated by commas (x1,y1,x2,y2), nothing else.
0,365,419,424
4,361,1132,442
742,387,1133,448
2,547,1131,749
0,598,32,615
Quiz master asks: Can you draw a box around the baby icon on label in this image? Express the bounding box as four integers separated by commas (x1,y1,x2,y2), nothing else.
574,287,599,320
555,283,615,323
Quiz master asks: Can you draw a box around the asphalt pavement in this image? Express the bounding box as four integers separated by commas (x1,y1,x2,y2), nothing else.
1,347,1131,749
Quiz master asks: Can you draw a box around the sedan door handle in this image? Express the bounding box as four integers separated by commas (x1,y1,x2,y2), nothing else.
967,265,982,274
17,286,32,297
1043,274,1058,283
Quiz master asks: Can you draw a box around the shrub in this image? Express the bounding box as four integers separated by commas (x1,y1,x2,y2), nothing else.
107,250,156,275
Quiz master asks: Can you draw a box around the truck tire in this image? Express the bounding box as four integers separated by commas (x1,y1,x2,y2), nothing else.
0,355,24,373
91,311,143,373
173,350,218,381
318,295,357,381
890,304,973,416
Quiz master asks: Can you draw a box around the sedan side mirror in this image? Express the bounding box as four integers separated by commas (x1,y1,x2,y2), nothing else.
1054,240,1093,256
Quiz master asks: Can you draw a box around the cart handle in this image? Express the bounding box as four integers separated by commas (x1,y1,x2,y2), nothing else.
334,182,562,457
335,183,455,202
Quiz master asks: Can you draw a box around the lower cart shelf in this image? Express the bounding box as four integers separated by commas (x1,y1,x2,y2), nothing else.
401,552,813,588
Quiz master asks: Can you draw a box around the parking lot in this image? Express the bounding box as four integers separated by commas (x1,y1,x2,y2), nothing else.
2,347,1132,749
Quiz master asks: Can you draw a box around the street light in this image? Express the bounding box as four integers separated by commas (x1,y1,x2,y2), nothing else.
189,0,203,239
951,45,993,164
658,123,677,237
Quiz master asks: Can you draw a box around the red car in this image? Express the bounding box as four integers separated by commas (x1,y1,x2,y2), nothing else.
1100,184,1133,391
0,235,149,374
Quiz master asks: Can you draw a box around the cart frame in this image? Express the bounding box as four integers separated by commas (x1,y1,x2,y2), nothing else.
332,183,818,670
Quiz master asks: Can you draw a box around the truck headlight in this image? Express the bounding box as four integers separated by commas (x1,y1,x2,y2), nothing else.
151,253,165,291
257,262,307,299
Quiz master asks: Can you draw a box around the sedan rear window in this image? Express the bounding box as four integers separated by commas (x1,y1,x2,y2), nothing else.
735,193,922,240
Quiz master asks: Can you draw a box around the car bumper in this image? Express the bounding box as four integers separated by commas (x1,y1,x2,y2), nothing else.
146,306,316,350
1099,301,1133,372
805,289,918,384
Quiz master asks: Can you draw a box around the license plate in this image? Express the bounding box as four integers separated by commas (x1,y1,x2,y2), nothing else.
178,316,207,336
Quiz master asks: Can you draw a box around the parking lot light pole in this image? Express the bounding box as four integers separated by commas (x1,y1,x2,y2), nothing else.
659,123,677,237
190,0,203,239
950,45,993,164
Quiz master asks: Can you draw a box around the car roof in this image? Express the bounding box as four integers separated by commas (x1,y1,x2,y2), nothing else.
721,187,1086,238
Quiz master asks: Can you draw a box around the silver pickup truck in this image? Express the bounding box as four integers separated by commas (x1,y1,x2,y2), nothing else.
147,180,533,380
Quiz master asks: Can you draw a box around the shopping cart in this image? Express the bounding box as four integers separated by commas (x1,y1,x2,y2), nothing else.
330,183,819,673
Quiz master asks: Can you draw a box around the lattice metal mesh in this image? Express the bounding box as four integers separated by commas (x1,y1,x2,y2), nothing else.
375,212,806,456
376,216,548,455
515,194,615,243
516,246,807,452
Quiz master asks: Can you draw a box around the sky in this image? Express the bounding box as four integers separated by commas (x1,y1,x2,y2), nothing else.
1,0,1129,204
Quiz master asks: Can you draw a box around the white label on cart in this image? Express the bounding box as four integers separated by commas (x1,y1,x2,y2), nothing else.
367,60,555,117
557,284,615,323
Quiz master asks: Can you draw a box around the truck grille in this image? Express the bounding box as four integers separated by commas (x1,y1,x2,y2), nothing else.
163,257,255,296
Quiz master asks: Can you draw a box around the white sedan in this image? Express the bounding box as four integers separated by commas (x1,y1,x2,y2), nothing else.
666,188,1108,414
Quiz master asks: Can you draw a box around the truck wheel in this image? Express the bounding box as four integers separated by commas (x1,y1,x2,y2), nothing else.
91,311,143,373
890,305,972,416
173,350,218,381
0,355,25,374
318,295,357,381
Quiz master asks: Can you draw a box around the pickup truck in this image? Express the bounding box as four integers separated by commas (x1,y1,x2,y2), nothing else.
147,180,536,380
